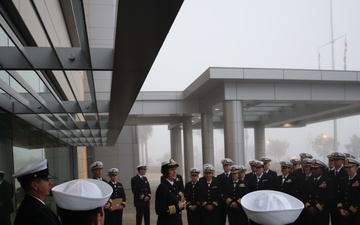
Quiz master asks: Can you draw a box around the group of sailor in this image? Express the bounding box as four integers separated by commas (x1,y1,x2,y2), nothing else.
184,152,360,225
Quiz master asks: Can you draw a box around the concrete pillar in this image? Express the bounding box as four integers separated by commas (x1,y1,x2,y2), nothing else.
223,100,245,165
201,112,214,166
170,126,183,175
183,119,194,182
254,123,266,160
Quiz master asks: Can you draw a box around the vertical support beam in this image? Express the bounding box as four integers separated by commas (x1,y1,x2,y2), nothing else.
170,126,183,175
201,112,214,165
223,100,245,165
183,119,194,182
254,123,266,160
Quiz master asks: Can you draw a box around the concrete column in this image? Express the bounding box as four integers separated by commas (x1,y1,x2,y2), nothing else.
170,126,183,175
223,100,245,165
201,112,214,166
254,123,266,160
183,119,194,182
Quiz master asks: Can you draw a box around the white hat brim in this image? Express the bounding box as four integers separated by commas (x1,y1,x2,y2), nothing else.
241,190,304,225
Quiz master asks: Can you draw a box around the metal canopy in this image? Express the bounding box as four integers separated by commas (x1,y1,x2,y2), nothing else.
0,0,184,146
126,68,360,130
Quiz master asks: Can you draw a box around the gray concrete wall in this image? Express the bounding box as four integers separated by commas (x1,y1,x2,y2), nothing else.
94,126,139,189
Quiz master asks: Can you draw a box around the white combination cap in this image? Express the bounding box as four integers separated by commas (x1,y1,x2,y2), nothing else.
52,179,113,211
136,164,147,170
89,161,103,171
12,159,52,184
203,164,215,173
108,168,119,175
221,158,233,165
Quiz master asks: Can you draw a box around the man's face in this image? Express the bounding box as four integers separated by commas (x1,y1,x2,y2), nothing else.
255,167,263,176
139,168,147,176
304,166,311,174
264,163,270,171
223,164,230,173
328,159,334,168
251,165,256,172
333,158,343,169
190,174,198,183
239,171,245,179
110,174,117,182
231,172,239,181
311,167,323,177
281,167,290,176
92,169,102,178
204,172,213,181
33,178,52,200
345,165,357,176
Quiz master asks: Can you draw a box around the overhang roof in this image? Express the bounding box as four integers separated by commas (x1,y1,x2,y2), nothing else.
0,0,183,146
127,67,360,129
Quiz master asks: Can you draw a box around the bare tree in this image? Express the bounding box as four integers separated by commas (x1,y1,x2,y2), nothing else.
312,133,338,161
345,134,360,158
266,139,289,162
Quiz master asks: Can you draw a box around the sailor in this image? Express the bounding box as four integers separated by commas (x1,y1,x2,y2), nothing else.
12,159,61,225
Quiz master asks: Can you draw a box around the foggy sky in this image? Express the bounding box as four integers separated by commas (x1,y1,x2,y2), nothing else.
139,0,360,172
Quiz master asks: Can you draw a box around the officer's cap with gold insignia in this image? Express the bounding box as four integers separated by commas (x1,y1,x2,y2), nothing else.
89,161,103,171
230,165,247,174
52,179,113,211
310,159,327,169
136,164,147,170
330,152,345,160
249,160,257,166
190,167,200,176
230,165,241,174
290,158,301,165
344,153,355,159
203,164,215,173
161,159,179,168
254,160,264,168
221,158,233,166
239,165,247,172
344,158,360,167
12,159,53,186
108,168,118,175
259,157,271,164
203,163,214,168
302,158,313,167
299,153,313,160
280,161,293,169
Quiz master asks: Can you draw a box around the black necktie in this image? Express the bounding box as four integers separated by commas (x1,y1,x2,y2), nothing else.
314,178,318,183
225,174,229,178
335,170,338,176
